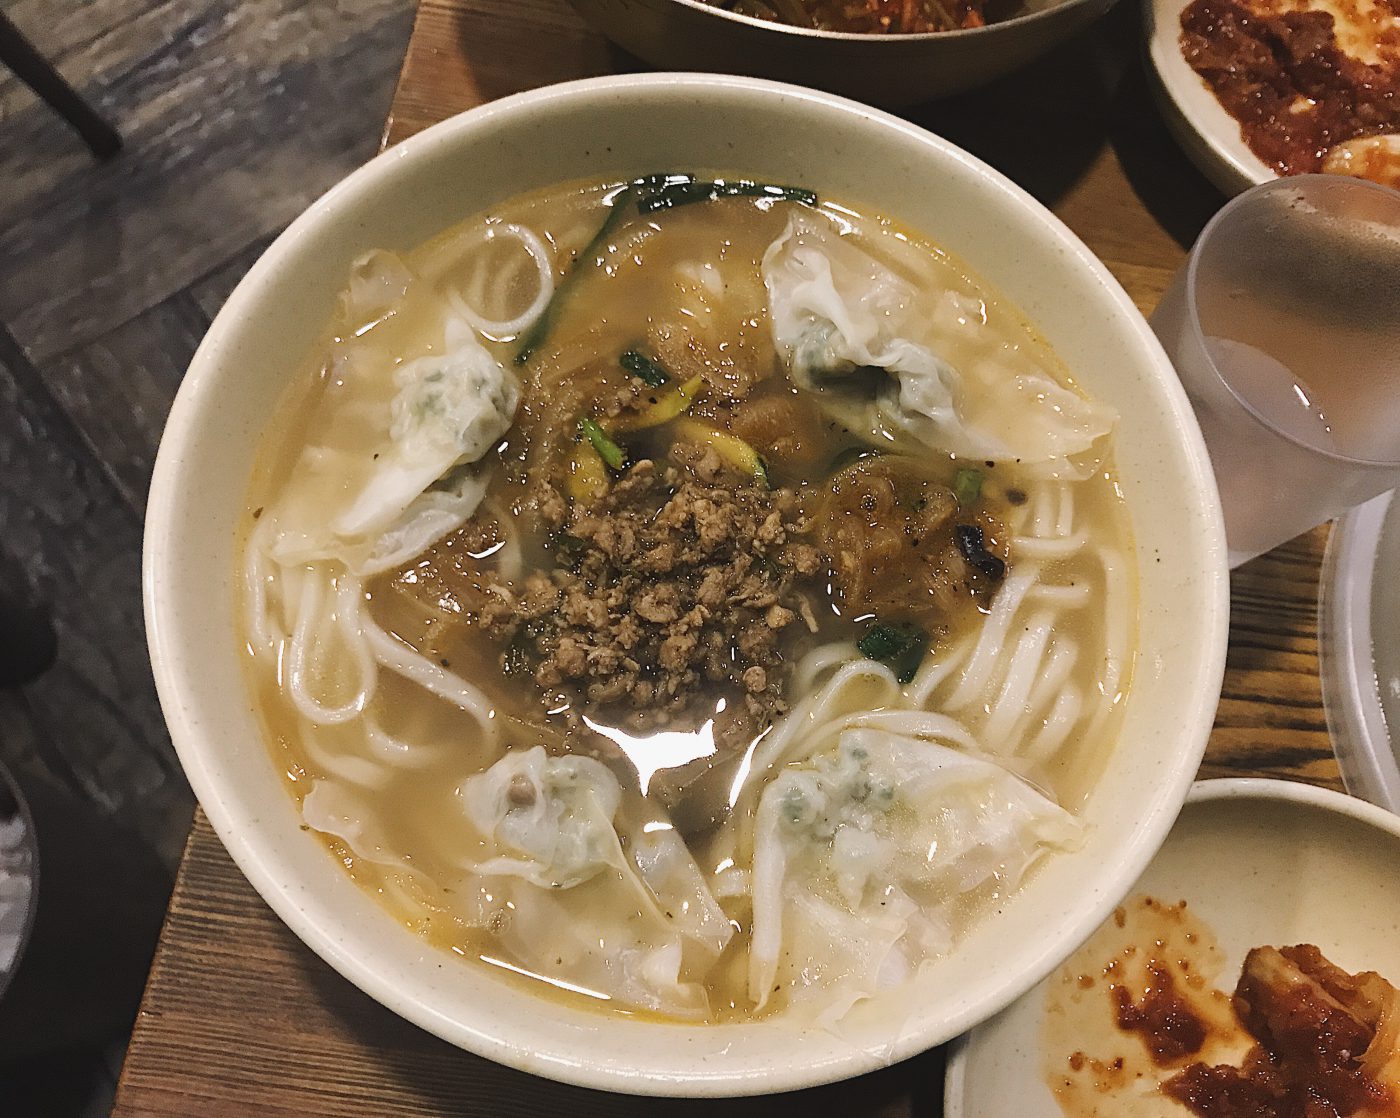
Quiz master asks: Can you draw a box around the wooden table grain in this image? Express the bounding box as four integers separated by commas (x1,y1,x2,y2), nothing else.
112,1,1342,1113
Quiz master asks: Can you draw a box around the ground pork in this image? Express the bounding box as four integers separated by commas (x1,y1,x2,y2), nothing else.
471,456,821,738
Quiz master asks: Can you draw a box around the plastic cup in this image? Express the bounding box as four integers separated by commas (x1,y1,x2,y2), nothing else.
1150,175,1400,568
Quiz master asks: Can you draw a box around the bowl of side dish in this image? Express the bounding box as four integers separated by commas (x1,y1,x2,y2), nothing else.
945,779,1400,1116
1147,0,1400,195
143,74,1228,1095
566,0,1120,106
1146,0,1273,195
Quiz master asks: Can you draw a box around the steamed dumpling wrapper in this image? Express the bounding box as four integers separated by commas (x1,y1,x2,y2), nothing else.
761,211,1115,473
266,306,518,576
458,747,734,1017
749,728,1081,1024
334,314,517,539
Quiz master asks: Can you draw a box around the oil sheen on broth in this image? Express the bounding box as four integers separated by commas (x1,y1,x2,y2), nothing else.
240,175,1135,1025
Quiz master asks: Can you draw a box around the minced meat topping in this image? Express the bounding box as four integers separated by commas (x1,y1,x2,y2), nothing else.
470,456,823,735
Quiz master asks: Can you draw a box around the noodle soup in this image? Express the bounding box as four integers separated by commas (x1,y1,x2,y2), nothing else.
240,175,1134,1025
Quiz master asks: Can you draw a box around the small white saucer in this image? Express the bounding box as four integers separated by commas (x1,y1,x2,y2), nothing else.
1143,0,1275,195
944,778,1400,1116
1322,492,1400,812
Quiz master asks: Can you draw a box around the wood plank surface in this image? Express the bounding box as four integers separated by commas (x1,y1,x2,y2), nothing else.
0,0,414,880
114,0,1346,1112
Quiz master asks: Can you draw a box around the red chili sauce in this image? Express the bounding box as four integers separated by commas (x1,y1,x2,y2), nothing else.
1179,0,1400,174
1163,945,1395,1118
1114,960,1211,1065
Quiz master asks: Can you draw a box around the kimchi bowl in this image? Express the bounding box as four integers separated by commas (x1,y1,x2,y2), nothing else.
143,74,1228,1096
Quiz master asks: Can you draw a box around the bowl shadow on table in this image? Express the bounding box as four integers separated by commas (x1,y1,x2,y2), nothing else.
312,953,948,1115
907,1,1221,251
1107,48,1222,251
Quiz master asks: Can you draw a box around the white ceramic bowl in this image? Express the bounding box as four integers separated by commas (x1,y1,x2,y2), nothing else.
567,0,1118,106
945,778,1400,1115
143,73,1229,1096
1145,0,1274,194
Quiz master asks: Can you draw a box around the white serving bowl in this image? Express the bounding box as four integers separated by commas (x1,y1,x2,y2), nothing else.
143,73,1228,1097
568,0,1118,107
1145,0,1274,194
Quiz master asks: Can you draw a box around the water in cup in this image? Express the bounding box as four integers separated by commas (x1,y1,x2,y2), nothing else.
1150,175,1400,567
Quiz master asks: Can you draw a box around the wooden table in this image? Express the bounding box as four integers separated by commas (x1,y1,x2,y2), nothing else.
111,1,1342,1113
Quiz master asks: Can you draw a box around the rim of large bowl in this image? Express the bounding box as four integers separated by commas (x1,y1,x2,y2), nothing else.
143,71,1229,1096
655,0,1101,41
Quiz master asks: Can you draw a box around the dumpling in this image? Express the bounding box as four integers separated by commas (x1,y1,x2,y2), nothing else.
748,728,1081,1024
458,748,733,1017
334,313,518,541
761,211,1114,473
265,310,518,576
460,747,624,889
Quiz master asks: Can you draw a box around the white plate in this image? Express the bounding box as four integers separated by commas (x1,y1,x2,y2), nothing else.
1323,492,1400,812
1144,0,1275,195
944,778,1400,1116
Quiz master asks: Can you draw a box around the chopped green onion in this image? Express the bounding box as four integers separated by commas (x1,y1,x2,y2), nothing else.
580,417,627,471
953,467,984,506
892,632,930,684
620,349,671,387
857,622,929,685
856,625,910,661
621,375,704,430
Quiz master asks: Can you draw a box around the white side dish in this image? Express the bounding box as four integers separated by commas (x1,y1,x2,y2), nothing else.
945,779,1400,1117
1143,0,1275,195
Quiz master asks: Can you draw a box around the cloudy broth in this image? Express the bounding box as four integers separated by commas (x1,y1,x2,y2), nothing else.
240,177,1136,1023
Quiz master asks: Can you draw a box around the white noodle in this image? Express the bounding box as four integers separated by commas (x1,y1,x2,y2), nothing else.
243,515,285,652
745,658,899,781
839,709,980,754
1016,636,1079,747
482,499,524,582
1027,483,1057,537
284,570,378,725
1081,546,1132,748
362,614,501,748
1055,483,1074,538
443,223,555,338
1024,685,1083,764
364,716,447,769
1012,531,1088,561
275,563,310,639
983,609,1056,747
298,730,393,789
943,563,1040,712
789,641,861,701
903,633,975,709
1096,547,1129,705
1029,581,1092,608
